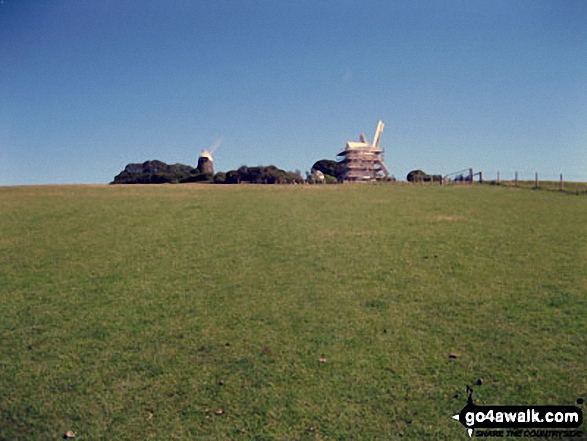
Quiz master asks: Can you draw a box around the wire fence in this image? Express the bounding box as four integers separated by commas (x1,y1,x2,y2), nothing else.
439,169,587,195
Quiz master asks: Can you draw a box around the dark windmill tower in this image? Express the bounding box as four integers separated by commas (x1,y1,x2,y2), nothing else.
197,137,222,176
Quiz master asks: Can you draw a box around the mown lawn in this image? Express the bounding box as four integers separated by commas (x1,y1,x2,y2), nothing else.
1,183,585,440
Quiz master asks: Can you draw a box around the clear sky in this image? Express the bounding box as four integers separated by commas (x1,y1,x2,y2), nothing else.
1,0,586,185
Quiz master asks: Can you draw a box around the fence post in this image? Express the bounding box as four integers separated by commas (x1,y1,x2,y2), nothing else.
560,173,563,191
515,171,518,187
470,168,474,184
497,171,500,184
535,172,539,189
479,171,483,183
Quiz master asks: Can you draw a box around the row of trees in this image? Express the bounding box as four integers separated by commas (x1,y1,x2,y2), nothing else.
112,161,213,184
112,160,442,185
215,166,304,184
111,161,304,185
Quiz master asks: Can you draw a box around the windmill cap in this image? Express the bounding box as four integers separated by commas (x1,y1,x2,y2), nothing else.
199,150,213,161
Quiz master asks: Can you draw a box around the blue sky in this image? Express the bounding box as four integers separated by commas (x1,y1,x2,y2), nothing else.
1,0,586,185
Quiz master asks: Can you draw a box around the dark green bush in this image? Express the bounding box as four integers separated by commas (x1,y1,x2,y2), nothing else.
213,172,227,184
407,170,442,183
323,174,338,184
112,160,198,184
223,165,303,184
311,159,345,181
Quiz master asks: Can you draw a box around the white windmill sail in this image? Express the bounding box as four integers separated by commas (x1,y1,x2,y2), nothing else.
200,136,223,161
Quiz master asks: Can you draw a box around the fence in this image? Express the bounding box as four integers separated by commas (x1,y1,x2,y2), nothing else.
483,171,587,195
438,169,587,195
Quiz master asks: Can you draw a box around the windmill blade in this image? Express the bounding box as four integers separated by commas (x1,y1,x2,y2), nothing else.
372,120,385,148
207,136,224,155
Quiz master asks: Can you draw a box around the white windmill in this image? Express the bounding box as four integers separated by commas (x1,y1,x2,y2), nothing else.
197,137,223,175
337,120,390,181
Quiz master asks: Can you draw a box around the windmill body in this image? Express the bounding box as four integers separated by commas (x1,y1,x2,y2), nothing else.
337,121,390,182
197,137,223,176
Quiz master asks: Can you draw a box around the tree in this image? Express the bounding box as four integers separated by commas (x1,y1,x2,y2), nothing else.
407,170,427,182
111,160,202,184
222,165,304,184
311,159,345,181
406,170,442,183
213,172,227,184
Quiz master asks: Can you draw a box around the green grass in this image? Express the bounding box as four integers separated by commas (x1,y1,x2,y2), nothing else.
1,183,585,440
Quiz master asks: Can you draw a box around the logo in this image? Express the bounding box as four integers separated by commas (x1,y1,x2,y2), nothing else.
451,386,584,438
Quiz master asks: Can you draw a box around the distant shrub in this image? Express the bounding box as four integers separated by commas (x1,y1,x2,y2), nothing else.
112,160,199,184
311,159,345,181
213,172,227,184
407,170,426,182
223,165,304,184
378,176,396,182
180,173,213,183
407,170,442,183
323,174,338,184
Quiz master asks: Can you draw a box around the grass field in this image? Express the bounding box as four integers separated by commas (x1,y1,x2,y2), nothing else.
1,183,585,440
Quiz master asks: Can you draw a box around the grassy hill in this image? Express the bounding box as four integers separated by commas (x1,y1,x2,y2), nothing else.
1,184,585,439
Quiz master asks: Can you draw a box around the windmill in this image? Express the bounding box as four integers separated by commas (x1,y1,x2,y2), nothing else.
197,137,223,175
337,120,390,181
